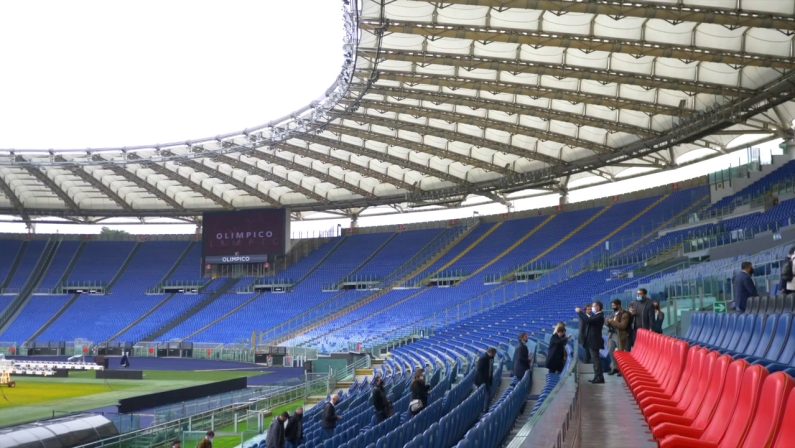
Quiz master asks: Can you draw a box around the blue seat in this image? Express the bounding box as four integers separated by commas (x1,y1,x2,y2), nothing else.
739,313,778,360
721,313,752,354
749,313,793,367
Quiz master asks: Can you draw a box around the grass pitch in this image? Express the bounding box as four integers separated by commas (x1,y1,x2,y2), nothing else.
0,369,267,428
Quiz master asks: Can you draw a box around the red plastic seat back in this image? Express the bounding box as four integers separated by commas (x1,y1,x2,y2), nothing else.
741,372,795,448
773,387,795,448
681,351,719,418
690,355,731,428
715,365,767,446
693,359,749,444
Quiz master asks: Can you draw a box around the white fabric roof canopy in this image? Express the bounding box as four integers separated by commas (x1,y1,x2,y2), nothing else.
0,0,794,223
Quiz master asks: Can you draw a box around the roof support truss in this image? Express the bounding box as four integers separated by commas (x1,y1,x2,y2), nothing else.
100,162,187,211
22,164,81,213
414,0,795,32
127,155,231,209
362,20,795,69
0,172,30,225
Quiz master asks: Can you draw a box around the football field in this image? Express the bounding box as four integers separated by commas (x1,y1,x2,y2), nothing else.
0,370,264,428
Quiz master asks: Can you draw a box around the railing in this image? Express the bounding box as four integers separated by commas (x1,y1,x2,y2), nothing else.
683,219,794,253
74,374,330,448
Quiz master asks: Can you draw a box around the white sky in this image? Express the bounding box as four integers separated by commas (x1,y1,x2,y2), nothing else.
0,0,344,149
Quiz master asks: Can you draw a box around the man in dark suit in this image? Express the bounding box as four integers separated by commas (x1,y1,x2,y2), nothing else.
732,261,758,313
513,332,531,381
475,347,497,410
577,301,606,384
631,289,655,346
284,408,303,448
321,395,341,439
577,304,593,362
266,412,288,448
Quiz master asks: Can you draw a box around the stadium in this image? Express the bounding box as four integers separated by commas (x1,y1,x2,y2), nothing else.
0,0,794,447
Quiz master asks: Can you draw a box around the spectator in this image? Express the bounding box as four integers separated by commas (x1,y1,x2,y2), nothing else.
577,301,605,384
285,408,303,448
732,261,758,313
266,412,288,448
371,376,393,422
409,368,430,416
651,301,665,334
171,441,181,448
120,351,130,368
782,246,795,295
632,289,655,333
577,304,593,363
546,323,568,374
475,347,497,411
321,395,341,438
196,431,214,448
626,302,637,351
606,299,629,376
513,332,531,381
475,347,496,389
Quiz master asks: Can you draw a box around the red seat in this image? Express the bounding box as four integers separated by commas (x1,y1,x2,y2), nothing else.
739,372,794,448
653,358,746,442
647,354,729,431
773,387,795,447
641,348,707,414
637,347,701,407
658,364,767,447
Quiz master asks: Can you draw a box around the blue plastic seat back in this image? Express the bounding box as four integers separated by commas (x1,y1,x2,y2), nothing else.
726,314,752,352
706,313,727,346
687,313,704,339
750,313,779,358
697,313,717,343
741,314,768,355
763,313,793,362
714,313,737,348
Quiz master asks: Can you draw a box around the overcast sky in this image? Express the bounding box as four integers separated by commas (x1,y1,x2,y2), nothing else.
0,0,344,149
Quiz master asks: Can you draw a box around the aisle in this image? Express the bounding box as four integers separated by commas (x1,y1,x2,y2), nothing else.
578,364,657,447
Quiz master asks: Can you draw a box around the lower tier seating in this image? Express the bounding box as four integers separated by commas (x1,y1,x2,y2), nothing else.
616,329,795,447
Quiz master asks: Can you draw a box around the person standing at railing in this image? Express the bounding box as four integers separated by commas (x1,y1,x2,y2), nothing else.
732,261,758,313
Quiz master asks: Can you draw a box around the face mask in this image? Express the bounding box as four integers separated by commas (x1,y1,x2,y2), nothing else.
636,295,643,301
612,307,619,311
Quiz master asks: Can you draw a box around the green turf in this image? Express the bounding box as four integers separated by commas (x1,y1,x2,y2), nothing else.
0,369,270,428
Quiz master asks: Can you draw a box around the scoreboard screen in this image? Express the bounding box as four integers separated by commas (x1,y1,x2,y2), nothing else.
202,208,289,264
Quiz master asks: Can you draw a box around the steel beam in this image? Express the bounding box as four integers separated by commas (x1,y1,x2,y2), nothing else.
364,71,685,116
210,153,329,204
357,49,751,97
408,0,795,32
273,141,420,192
161,153,282,207
361,20,795,69
325,121,518,175
351,84,658,136
299,130,472,184
235,147,375,199
347,98,617,155
0,172,30,225
54,158,133,212
23,165,81,213
127,155,231,209
101,163,187,211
